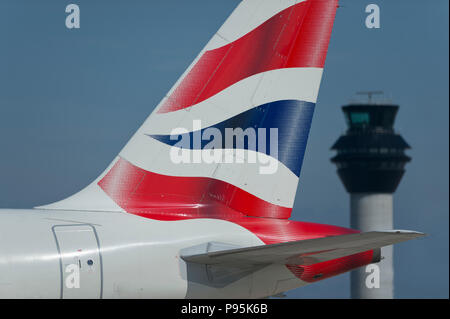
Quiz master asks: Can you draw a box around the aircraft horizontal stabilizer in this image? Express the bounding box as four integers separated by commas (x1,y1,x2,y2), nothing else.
181,231,425,266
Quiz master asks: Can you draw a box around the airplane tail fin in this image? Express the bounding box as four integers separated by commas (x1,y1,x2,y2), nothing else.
38,0,339,220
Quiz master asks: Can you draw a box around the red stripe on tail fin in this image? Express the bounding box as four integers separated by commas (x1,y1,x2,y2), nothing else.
158,0,338,113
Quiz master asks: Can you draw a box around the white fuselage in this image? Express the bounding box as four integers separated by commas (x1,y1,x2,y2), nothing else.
0,209,304,299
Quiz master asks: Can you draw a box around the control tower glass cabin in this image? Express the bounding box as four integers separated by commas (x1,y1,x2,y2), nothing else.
331,104,411,194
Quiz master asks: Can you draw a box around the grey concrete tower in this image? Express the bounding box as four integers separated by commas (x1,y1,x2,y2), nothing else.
331,102,411,299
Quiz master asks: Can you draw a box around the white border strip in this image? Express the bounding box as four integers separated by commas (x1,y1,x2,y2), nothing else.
120,135,298,207
145,67,322,135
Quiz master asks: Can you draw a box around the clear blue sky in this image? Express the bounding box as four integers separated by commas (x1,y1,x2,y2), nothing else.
0,0,448,298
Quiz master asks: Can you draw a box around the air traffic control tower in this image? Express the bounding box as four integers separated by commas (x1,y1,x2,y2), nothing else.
331,94,411,299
